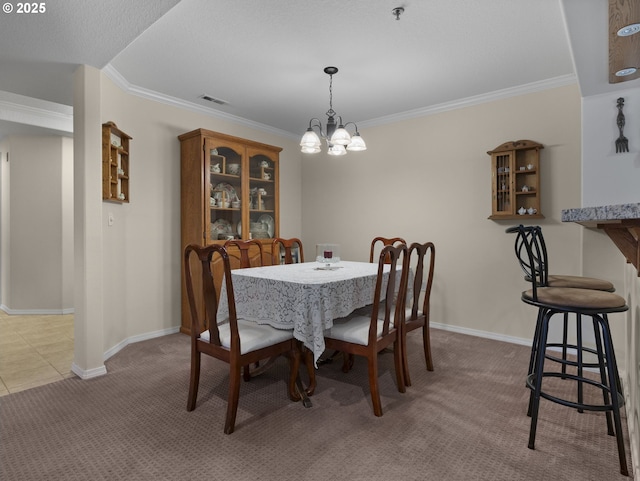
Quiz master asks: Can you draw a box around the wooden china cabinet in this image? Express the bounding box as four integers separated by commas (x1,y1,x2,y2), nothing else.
178,128,281,334
486,140,544,220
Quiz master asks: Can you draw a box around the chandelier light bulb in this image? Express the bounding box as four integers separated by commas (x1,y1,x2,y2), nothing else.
327,144,347,156
346,132,367,151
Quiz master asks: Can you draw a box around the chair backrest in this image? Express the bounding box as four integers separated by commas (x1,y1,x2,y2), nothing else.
224,239,265,269
183,243,239,350
271,237,304,265
407,242,436,320
507,224,547,299
368,244,409,343
370,236,407,263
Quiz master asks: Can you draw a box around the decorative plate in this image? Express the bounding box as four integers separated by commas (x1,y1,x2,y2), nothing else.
258,214,274,238
212,182,239,202
211,218,232,238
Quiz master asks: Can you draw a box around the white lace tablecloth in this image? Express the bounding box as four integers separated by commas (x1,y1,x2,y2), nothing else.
216,261,391,365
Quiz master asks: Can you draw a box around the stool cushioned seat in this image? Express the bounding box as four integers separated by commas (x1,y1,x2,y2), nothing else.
546,274,614,291
523,287,626,310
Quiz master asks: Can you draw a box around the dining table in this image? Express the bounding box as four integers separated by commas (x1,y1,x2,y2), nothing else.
215,259,411,407
216,260,396,366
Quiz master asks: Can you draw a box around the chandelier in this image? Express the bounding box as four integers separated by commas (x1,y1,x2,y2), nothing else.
300,67,367,156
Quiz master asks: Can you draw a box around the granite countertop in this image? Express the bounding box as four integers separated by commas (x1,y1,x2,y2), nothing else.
561,203,640,224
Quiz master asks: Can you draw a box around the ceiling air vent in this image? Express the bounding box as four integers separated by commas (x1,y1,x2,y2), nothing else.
200,95,228,105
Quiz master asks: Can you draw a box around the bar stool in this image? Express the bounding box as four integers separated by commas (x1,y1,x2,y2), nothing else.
506,225,622,400
512,225,629,476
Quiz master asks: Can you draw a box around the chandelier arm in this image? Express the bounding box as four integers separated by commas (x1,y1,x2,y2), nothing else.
307,118,326,139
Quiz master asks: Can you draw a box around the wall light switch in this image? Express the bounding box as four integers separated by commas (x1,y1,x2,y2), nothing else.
108,213,114,226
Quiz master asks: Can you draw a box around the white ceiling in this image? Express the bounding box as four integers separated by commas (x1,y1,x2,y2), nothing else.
0,0,638,140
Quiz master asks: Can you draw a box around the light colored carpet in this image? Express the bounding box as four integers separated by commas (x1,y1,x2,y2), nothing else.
0,329,634,480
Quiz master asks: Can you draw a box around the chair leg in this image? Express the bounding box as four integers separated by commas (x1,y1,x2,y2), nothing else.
402,329,412,387
598,316,629,476
303,346,317,396
592,317,614,436
423,321,434,372
561,313,569,378
342,353,354,373
394,339,406,393
243,364,251,382
224,363,242,434
603,314,624,398
367,354,383,416
187,350,201,411
576,314,584,413
287,345,302,402
527,308,545,417
528,309,551,449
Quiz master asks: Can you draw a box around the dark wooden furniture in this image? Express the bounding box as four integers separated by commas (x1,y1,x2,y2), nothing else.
511,225,629,476
369,236,406,263
184,243,300,434
179,128,282,334
271,237,304,265
323,245,407,416
223,239,265,269
402,241,436,386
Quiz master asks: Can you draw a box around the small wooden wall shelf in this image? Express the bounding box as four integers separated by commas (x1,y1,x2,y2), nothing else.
487,140,543,220
102,122,132,203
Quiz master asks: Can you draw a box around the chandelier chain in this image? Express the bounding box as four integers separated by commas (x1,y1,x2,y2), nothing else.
326,72,336,117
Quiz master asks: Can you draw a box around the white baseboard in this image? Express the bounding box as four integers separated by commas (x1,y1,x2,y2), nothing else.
103,326,181,361
0,304,74,315
68,326,181,380
71,363,107,380
431,321,532,346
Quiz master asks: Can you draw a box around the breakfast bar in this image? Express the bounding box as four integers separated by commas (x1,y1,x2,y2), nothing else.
561,203,640,274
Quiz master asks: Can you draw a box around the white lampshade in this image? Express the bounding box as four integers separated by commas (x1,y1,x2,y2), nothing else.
301,145,321,154
330,126,351,146
300,129,321,148
328,144,347,156
346,133,367,151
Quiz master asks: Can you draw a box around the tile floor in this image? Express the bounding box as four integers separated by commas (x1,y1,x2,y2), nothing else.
0,310,74,396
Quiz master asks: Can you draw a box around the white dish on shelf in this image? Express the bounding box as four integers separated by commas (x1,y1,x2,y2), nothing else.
211,218,232,238
258,214,274,237
212,182,238,202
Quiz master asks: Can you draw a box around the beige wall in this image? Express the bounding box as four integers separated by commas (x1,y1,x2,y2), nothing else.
2,135,73,312
303,84,583,342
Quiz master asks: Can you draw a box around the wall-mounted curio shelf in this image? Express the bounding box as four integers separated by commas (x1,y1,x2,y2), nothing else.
102,122,132,203
486,140,543,220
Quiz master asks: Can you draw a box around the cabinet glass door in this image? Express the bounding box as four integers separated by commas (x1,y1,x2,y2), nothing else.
491,152,513,216
205,138,244,243
247,150,277,240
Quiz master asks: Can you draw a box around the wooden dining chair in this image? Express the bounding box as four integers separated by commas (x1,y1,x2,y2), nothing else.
224,239,266,381
369,236,406,263
223,239,265,268
271,237,304,265
184,243,301,434
402,241,436,386
324,244,408,416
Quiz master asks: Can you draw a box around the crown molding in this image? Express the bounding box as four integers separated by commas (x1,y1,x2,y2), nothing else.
0,90,73,133
358,74,578,129
102,65,299,141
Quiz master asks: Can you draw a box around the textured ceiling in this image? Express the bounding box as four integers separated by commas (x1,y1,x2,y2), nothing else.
0,0,638,139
